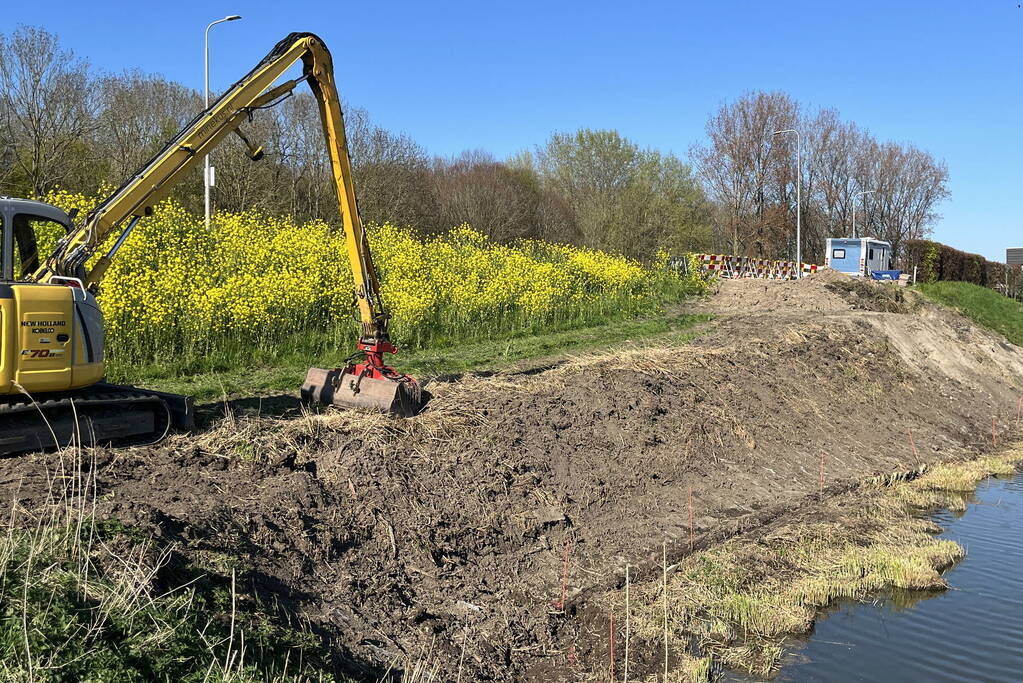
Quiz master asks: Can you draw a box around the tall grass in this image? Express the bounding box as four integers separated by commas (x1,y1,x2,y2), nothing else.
0,442,337,682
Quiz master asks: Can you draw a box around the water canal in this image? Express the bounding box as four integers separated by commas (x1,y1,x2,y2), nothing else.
775,468,1023,682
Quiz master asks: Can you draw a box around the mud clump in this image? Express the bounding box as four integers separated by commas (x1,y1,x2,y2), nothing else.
1,279,1022,681
820,272,921,313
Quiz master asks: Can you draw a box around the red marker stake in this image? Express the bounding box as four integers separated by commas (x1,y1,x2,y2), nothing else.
1016,397,1021,429
992,416,998,448
908,429,920,464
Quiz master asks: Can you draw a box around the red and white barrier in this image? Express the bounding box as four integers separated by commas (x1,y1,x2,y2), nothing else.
692,253,819,280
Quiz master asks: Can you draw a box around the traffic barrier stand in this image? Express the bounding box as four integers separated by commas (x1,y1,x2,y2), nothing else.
692,252,820,281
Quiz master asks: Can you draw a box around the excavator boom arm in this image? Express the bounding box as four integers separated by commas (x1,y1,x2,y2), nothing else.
30,32,385,336
2,30,421,441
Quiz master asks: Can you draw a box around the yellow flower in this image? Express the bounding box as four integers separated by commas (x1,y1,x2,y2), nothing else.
43,193,686,364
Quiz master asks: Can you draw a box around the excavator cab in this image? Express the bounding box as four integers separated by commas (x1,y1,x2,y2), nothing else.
0,198,193,455
1,199,74,281
0,198,106,397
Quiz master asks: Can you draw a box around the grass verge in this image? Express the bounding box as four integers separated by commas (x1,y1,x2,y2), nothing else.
0,453,338,682
111,312,712,403
918,281,1023,345
615,449,1023,680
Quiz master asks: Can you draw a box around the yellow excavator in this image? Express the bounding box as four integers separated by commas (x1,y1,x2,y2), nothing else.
0,32,422,456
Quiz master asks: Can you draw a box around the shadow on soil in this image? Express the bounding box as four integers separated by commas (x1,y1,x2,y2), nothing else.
195,393,305,427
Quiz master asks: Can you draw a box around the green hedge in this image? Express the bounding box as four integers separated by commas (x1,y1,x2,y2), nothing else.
903,239,1019,293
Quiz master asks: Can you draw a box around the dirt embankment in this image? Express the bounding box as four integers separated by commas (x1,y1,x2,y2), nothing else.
3,272,1023,680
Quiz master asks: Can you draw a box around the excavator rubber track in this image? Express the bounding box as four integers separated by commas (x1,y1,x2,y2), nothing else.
0,383,194,458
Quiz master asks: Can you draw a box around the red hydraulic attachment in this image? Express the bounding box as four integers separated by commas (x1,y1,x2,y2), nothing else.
347,338,407,386
301,338,423,417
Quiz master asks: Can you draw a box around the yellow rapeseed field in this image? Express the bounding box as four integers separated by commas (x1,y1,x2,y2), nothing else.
44,191,698,369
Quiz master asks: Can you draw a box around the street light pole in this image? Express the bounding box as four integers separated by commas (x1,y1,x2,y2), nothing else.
204,14,242,230
773,129,801,277
852,190,875,239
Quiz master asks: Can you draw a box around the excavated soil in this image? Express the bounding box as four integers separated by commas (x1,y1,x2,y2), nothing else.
3,272,1023,680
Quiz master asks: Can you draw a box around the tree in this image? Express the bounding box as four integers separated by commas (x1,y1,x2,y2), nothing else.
505,150,580,244
690,91,799,258
858,142,948,257
212,97,290,216
693,90,949,263
345,106,439,229
622,151,712,258
534,129,639,251
278,92,334,221
530,129,712,259
0,26,93,197
432,150,539,241
93,71,199,188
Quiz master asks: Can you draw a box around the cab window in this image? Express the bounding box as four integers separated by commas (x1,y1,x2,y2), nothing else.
12,214,66,280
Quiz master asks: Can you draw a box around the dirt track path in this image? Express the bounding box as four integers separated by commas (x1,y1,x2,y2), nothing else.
2,273,1022,680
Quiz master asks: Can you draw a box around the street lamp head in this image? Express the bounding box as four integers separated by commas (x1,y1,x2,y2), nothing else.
206,15,242,32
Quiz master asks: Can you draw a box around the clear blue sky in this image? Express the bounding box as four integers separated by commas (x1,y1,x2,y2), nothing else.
8,0,1021,261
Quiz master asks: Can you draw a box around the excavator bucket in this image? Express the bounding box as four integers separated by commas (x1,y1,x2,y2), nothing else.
301,367,423,417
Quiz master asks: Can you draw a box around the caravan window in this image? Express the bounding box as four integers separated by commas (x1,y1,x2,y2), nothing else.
832,248,846,259
868,248,875,260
